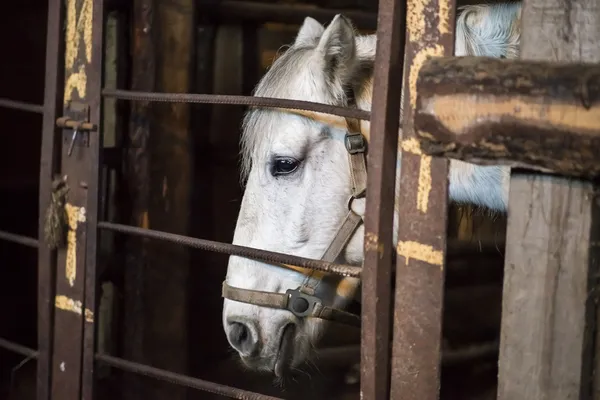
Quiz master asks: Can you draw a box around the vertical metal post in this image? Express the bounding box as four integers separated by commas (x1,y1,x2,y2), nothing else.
82,0,105,398
360,0,406,398
49,0,103,398
38,0,65,399
391,0,456,399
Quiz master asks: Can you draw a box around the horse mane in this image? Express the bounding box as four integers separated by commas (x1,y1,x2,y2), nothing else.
239,2,522,184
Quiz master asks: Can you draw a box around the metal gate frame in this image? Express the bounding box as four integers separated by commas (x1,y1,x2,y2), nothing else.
0,0,457,399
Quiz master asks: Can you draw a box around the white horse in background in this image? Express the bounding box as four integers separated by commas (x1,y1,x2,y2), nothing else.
222,2,522,378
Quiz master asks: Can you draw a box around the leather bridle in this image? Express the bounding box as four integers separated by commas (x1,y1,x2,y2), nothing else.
221,94,368,328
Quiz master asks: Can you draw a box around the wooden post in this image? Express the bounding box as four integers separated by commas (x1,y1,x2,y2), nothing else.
496,2,600,399
122,1,193,399
122,1,154,399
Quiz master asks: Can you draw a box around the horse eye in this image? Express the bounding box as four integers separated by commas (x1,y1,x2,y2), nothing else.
271,157,300,177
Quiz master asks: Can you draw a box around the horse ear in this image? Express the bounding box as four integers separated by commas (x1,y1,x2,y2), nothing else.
295,17,325,46
316,14,357,80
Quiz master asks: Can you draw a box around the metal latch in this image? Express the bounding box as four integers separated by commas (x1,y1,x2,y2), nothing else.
56,101,97,156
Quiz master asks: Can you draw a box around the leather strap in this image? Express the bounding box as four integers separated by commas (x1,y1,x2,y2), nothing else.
222,282,361,327
320,209,363,263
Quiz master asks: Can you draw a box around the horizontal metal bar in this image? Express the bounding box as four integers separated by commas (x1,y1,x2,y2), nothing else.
102,89,371,120
0,337,39,358
201,1,377,31
0,98,44,114
98,222,362,277
95,353,283,400
0,230,40,248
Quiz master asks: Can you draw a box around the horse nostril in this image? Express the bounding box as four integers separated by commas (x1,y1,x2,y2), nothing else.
228,321,258,356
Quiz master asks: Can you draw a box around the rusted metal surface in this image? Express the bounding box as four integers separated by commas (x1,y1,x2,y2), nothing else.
0,337,39,358
391,0,456,398
81,0,105,398
56,116,98,132
103,88,371,120
201,0,377,31
38,0,66,399
99,222,362,277
49,0,98,398
360,0,407,398
0,230,39,248
95,353,284,400
0,98,44,113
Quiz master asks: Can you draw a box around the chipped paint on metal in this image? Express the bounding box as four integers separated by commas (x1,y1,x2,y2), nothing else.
407,0,426,42
64,0,93,103
65,203,86,287
409,45,445,109
402,135,432,213
55,295,94,322
417,154,432,213
365,232,384,258
401,137,423,155
421,93,600,134
438,0,451,35
396,240,444,268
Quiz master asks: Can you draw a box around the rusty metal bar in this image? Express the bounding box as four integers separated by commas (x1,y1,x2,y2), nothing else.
55,116,98,132
80,0,105,398
360,0,406,398
0,98,44,114
98,221,362,277
38,0,66,398
49,0,98,398
201,1,377,31
102,88,371,120
390,0,457,398
0,230,39,248
95,353,284,400
0,337,39,358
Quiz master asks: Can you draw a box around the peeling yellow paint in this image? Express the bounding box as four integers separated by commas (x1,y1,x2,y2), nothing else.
64,65,88,104
65,203,86,287
401,137,423,155
64,0,93,103
55,295,94,322
409,45,445,110
397,240,443,268
422,93,600,135
364,232,384,258
407,0,427,42
417,155,432,213
438,0,451,35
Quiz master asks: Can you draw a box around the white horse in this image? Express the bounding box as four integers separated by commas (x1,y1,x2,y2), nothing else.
222,2,522,378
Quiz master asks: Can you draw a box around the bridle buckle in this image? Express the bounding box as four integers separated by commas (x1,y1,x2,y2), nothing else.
285,287,322,318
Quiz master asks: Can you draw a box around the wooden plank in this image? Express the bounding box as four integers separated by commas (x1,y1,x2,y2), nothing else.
122,0,154,399
140,0,194,399
413,56,600,178
390,0,456,398
497,1,600,399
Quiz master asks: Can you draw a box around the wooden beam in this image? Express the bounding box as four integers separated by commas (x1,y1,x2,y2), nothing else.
414,56,600,178
496,1,600,400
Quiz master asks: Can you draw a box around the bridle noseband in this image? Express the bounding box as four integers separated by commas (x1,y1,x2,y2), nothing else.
222,94,368,328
